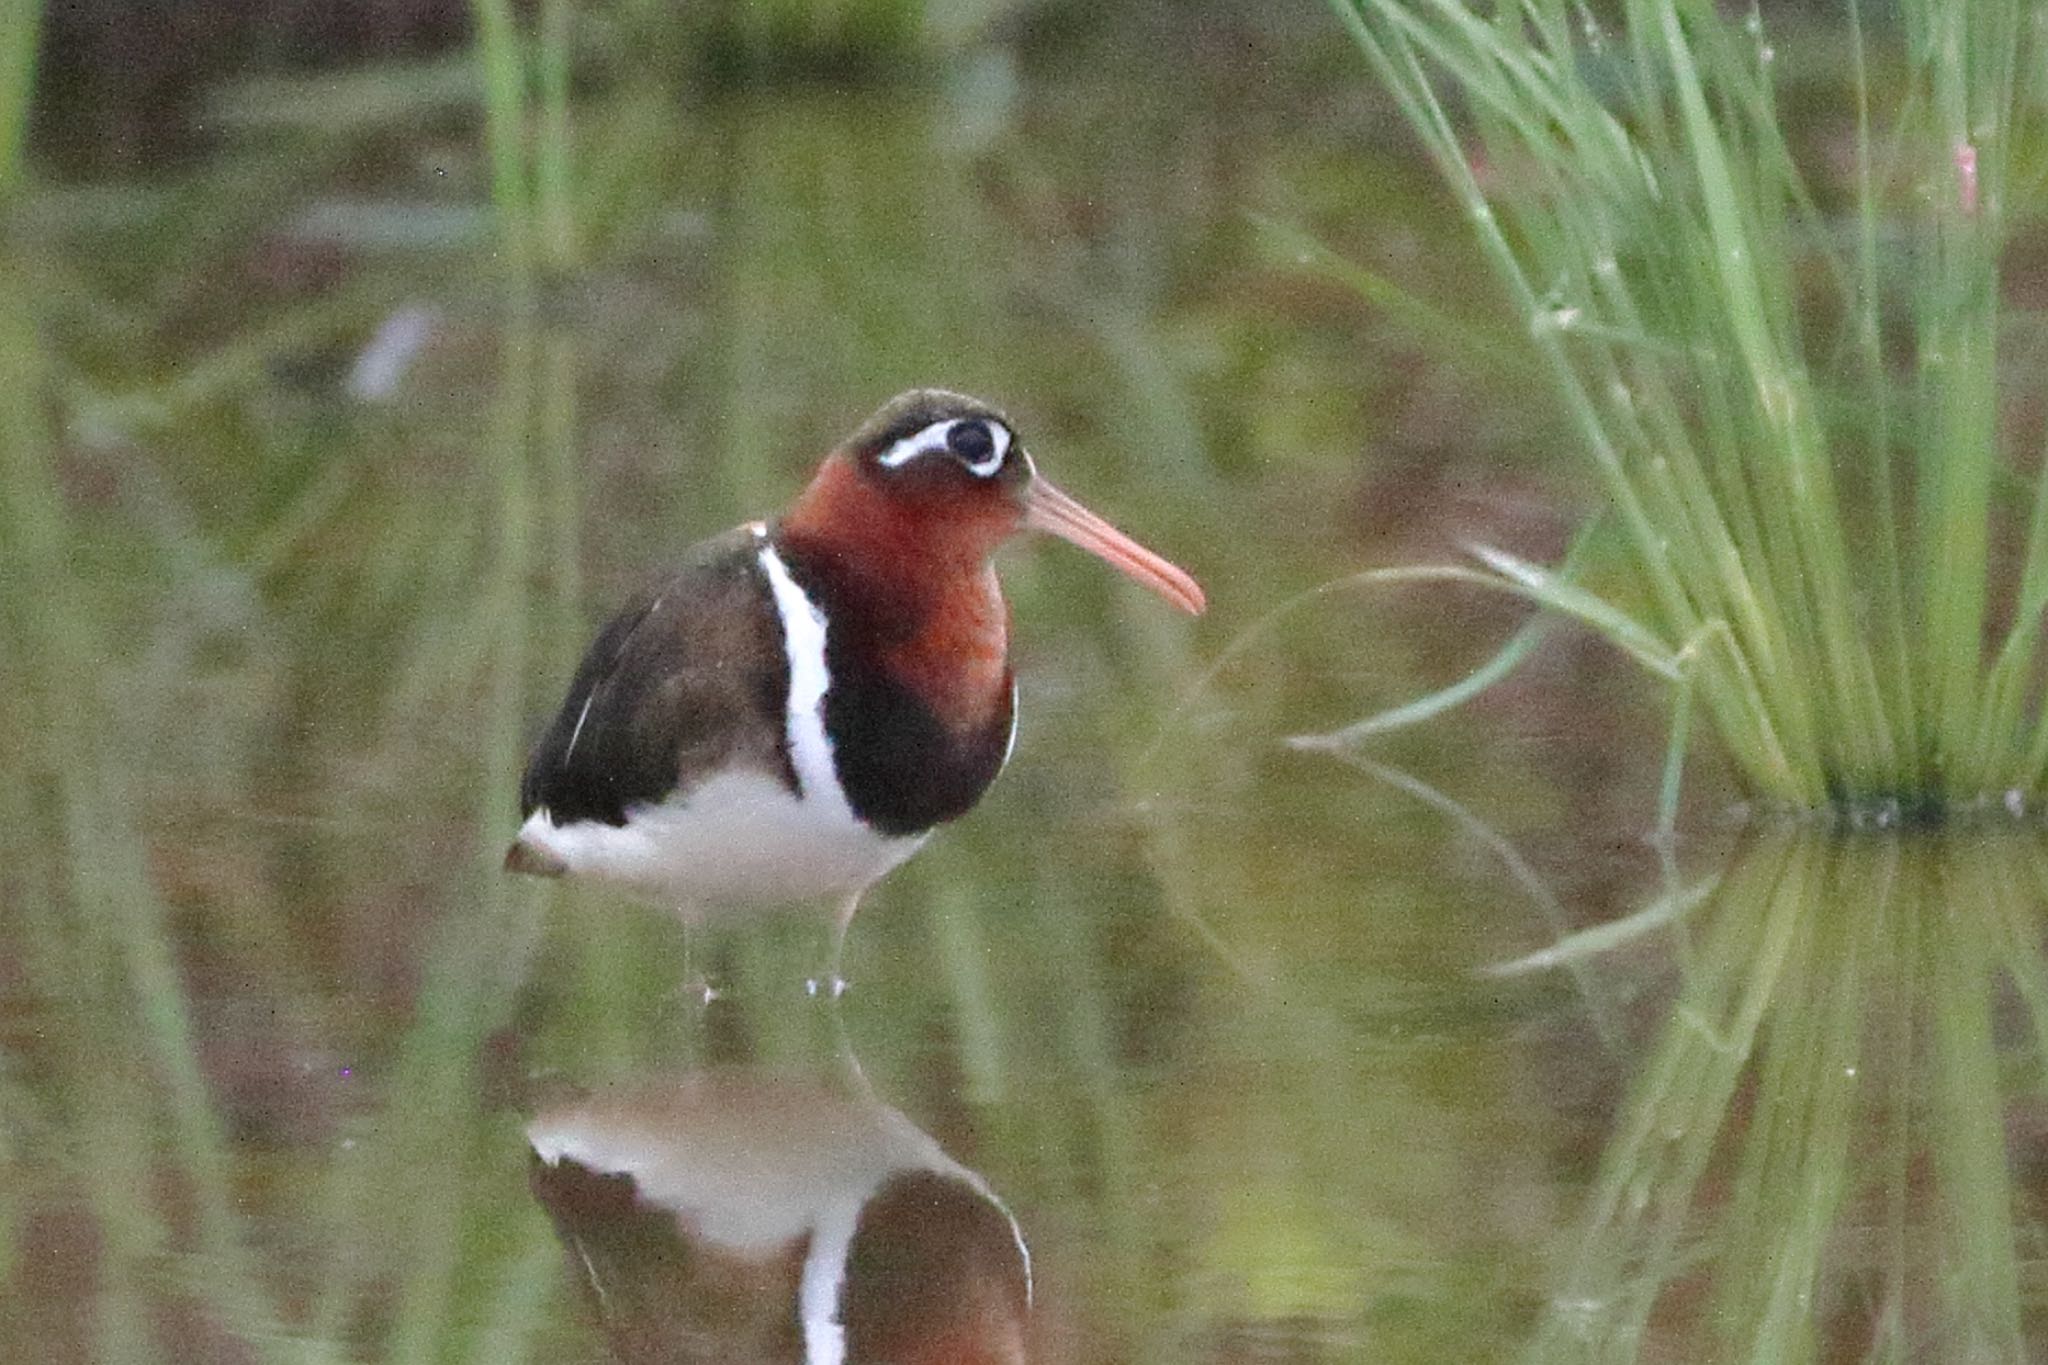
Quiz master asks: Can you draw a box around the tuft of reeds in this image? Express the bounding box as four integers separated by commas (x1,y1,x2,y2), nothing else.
1316,0,2048,816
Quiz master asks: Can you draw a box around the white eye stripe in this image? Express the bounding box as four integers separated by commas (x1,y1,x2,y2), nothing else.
875,418,1012,478
875,420,954,469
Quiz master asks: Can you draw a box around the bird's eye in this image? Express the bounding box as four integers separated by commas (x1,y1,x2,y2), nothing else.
947,420,995,463
947,419,1010,477
875,415,1011,477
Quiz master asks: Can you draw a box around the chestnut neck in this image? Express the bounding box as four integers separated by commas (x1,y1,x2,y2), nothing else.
777,455,1019,634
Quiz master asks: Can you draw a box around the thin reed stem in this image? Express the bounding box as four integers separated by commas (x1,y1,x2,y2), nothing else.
0,0,38,195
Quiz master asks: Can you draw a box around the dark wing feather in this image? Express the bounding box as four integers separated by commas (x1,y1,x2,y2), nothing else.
518,527,794,826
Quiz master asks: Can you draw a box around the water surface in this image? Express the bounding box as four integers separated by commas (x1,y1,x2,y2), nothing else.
4,9,2046,1362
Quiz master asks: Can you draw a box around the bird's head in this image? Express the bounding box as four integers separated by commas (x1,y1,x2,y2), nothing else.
790,389,1205,615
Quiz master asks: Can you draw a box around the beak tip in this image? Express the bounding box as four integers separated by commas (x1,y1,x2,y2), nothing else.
1025,478,1206,617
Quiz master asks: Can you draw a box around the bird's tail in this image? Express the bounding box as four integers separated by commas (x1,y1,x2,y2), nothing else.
504,837,568,878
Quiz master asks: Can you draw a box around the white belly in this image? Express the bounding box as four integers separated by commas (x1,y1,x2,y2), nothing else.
516,771,925,915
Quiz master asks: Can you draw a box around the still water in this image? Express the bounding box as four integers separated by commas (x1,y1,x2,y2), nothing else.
4,12,2048,1364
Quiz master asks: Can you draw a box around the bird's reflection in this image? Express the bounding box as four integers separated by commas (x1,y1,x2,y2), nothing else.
528,1060,1031,1365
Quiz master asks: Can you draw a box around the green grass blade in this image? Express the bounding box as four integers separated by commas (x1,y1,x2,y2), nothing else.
1293,519,1603,748
0,0,38,193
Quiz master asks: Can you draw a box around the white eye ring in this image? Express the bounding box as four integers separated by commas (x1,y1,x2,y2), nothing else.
876,418,1012,478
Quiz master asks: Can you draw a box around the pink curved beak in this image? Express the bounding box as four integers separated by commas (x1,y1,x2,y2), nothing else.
1024,479,1206,615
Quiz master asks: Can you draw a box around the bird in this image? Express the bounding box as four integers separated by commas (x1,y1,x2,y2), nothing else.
528,1068,1032,1364
505,389,1204,933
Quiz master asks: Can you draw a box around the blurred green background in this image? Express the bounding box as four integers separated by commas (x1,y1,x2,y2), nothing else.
4,1,2048,1361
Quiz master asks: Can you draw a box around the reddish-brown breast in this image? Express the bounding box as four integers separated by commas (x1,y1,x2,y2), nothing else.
779,455,1018,735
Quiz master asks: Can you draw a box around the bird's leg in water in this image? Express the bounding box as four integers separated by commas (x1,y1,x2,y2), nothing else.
808,888,862,1000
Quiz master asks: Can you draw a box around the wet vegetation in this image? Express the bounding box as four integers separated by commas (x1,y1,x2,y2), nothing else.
4,0,2048,1362
1319,0,2048,818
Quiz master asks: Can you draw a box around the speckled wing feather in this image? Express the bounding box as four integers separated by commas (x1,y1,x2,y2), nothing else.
518,527,796,827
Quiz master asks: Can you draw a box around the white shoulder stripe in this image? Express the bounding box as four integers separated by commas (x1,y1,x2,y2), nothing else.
559,692,598,766
799,1199,861,1365
757,542,852,820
